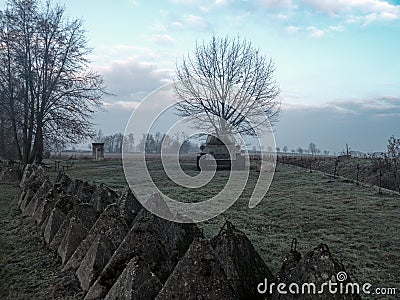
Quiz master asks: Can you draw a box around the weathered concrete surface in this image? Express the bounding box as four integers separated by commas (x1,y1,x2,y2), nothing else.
89,184,118,213
22,180,52,216
276,243,302,283
76,234,115,291
67,179,84,195
58,217,89,265
71,203,99,229
49,215,71,251
33,188,60,226
43,207,66,244
104,256,163,300
63,204,129,272
144,192,173,220
84,216,174,300
137,209,202,265
20,164,47,190
20,163,35,188
210,221,276,299
272,244,361,300
55,194,80,216
19,189,36,213
116,187,142,226
18,168,48,209
49,203,97,252
156,238,237,300
39,194,80,235
76,181,97,203
54,172,72,193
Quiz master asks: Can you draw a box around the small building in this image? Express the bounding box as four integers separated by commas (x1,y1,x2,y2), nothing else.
92,143,105,161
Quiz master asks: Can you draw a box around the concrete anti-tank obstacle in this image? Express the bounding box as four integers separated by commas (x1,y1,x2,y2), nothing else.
62,204,129,272
210,220,276,299
84,215,175,300
272,243,361,300
155,238,238,300
104,256,163,300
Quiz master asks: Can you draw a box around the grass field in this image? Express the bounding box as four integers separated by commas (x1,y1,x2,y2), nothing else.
1,158,399,298
0,183,84,299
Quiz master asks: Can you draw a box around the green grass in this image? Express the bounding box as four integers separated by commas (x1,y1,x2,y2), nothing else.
1,158,399,298
0,183,84,299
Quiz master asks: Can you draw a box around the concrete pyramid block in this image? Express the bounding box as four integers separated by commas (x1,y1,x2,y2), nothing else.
155,238,237,300
63,204,129,272
89,184,119,214
85,216,174,300
54,172,72,192
116,186,143,226
77,181,97,203
137,209,202,265
49,215,71,251
22,179,52,216
58,216,89,265
33,188,59,225
76,234,115,291
272,243,361,300
210,221,276,299
44,207,66,245
19,189,36,212
104,256,162,300
49,203,98,252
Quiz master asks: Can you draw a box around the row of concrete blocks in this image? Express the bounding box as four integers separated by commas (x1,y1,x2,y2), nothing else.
14,164,279,299
14,164,360,300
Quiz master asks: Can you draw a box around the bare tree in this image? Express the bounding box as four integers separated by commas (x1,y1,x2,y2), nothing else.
308,142,317,156
0,0,106,163
174,35,281,137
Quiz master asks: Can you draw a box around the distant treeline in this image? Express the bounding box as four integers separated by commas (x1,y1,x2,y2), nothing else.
92,130,198,154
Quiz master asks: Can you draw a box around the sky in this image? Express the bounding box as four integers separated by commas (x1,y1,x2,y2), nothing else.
2,0,400,153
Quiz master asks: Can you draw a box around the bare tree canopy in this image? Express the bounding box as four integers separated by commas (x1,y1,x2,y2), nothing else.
174,35,281,137
0,0,106,163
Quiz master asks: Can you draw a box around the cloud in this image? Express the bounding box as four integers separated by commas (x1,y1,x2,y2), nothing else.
284,25,329,38
276,13,289,20
129,0,140,7
283,96,400,116
183,14,209,29
283,101,356,114
215,0,230,5
92,45,159,64
159,14,209,33
285,25,301,33
329,25,345,32
168,0,200,4
302,0,400,23
113,101,141,110
306,26,325,38
259,0,294,9
149,34,176,45
98,57,172,106
285,23,346,37
302,0,397,14
151,23,169,32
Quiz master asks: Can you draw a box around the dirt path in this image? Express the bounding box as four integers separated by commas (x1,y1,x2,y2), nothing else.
0,183,84,299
